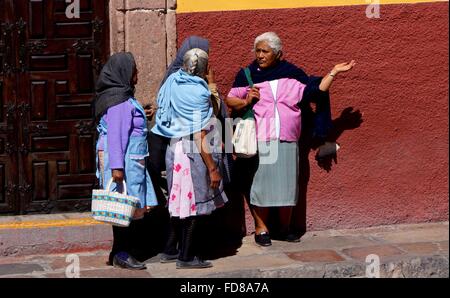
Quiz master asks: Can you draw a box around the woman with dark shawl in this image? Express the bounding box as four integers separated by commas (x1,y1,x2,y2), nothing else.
94,52,158,270
226,32,355,247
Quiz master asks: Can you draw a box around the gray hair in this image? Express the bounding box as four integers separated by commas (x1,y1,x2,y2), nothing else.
254,32,283,54
182,48,209,77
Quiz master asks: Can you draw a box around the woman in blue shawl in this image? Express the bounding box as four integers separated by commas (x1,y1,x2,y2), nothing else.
147,36,211,203
152,48,228,269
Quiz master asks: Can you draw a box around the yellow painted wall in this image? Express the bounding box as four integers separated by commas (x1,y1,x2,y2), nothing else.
177,0,448,13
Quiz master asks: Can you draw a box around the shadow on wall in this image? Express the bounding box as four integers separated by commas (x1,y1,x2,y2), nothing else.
290,106,364,236
197,105,364,256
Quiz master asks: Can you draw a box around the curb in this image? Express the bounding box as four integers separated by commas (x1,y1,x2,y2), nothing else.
0,213,112,257
196,255,449,278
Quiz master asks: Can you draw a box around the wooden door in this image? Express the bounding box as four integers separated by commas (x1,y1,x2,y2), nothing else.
0,0,109,214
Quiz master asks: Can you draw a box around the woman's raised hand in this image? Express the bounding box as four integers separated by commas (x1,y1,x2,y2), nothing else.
333,60,356,74
205,65,215,84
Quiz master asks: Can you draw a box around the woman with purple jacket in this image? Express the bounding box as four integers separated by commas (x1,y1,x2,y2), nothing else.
94,52,158,270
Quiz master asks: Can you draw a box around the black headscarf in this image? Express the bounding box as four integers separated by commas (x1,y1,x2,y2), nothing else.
94,52,136,119
159,36,210,87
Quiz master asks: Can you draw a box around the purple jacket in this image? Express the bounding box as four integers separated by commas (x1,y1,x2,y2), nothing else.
98,100,146,169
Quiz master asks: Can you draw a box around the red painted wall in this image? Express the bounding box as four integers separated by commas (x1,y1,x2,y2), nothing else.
176,2,449,231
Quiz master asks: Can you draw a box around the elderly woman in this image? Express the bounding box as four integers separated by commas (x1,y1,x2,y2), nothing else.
226,32,355,246
94,52,158,269
146,36,211,203
152,48,228,269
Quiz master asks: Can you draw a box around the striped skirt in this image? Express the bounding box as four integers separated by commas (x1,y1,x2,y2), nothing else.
250,140,299,207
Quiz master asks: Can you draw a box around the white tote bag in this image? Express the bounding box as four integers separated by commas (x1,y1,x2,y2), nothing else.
232,116,257,158
91,178,140,227
232,67,258,158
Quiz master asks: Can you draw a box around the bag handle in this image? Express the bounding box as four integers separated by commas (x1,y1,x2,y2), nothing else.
105,178,127,195
244,67,254,87
242,67,255,119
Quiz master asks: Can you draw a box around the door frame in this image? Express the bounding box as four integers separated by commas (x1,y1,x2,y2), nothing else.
0,0,20,214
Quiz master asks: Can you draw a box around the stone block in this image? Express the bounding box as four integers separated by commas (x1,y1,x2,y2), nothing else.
266,235,379,253
380,256,449,278
43,272,67,278
2,274,37,278
0,225,112,257
286,250,345,263
357,223,449,245
342,245,406,261
397,242,441,255
0,256,27,265
125,10,167,106
371,226,449,244
259,264,327,278
116,10,125,32
51,255,110,271
125,0,166,10
111,0,125,10
167,0,177,10
113,31,126,54
109,9,126,53
324,262,366,278
166,9,177,67
438,240,449,253
79,268,152,278
0,264,44,276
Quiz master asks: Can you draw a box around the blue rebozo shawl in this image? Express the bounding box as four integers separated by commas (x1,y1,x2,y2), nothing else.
232,60,333,141
152,69,213,138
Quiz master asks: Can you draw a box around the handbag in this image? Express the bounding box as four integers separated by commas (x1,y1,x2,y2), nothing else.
91,178,140,227
232,67,258,158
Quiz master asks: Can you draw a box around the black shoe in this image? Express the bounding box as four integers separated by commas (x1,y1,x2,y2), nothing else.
273,231,301,243
255,232,272,247
284,233,301,243
113,252,147,270
160,252,179,263
176,257,213,269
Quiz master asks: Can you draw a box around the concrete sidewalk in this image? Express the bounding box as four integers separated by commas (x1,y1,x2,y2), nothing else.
0,218,448,278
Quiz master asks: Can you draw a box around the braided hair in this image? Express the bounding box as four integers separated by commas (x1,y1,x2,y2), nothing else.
182,48,209,77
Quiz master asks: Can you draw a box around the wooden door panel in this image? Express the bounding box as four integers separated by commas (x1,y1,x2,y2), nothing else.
0,0,108,215
28,0,45,39
13,0,108,214
29,54,69,71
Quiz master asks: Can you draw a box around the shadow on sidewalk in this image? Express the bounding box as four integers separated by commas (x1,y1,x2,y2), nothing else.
129,187,245,263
